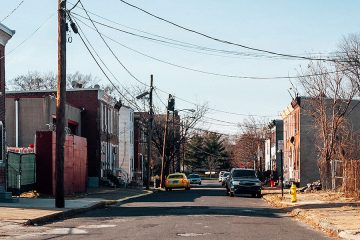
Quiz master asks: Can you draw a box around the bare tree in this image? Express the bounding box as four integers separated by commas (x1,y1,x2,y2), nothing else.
298,60,359,190
149,103,208,175
9,71,101,91
232,117,267,170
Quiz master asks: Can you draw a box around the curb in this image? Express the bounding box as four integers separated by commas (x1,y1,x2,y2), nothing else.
263,195,360,240
24,190,153,226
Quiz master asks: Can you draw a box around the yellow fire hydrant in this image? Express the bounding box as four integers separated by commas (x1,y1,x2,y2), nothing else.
290,183,297,203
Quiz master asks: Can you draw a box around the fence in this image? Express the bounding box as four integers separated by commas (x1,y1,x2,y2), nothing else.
7,152,36,195
331,159,343,190
343,159,360,198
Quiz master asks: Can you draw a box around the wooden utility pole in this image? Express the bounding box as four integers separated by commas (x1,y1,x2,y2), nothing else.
56,0,66,208
160,94,171,188
146,75,154,190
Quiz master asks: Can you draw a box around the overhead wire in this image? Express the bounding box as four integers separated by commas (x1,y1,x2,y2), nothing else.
0,0,25,23
71,15,142,111
71,12,332,61
117,0,349,63
68,2,302,120
71,15,343,80
0,12,56,61
76,1,148,88
72,2,145,111
73,15,280,118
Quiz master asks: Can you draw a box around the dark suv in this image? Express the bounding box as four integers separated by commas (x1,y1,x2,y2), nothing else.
225,168,262,198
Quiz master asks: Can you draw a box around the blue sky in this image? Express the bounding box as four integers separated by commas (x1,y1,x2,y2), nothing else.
2,0,360,135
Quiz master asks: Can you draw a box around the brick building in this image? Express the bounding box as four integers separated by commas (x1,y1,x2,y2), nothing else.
0,23,15,197
281,97,360,186
6,88,120,187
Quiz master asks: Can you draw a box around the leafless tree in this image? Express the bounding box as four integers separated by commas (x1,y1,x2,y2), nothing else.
232,117,267,170
149,103,208,175
298,59,359,189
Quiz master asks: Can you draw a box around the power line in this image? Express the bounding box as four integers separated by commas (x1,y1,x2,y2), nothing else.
72,16,341,81
0,12,56,61
0,0,25,23
118,0,348,63
71,3,144,111
72,14,275,117
71,12,336,61
75,1,147,87
72,16,142,111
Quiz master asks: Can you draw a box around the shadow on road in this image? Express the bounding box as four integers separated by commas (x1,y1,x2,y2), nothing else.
81,205,282,219
77,186,283,219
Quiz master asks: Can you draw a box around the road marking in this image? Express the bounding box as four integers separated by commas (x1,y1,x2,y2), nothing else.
45,228,88,235
78,224,117,229
177,233,211,237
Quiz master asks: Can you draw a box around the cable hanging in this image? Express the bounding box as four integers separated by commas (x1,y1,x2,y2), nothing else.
117,0,350,63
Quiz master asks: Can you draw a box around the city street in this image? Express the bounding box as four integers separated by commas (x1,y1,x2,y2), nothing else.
5,180,329,240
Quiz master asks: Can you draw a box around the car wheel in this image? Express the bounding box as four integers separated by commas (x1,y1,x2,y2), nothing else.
165,187,169,191
185,187,190,190
256,192,262,198
230,191,235,197
199,182,201,185
226,187,230,196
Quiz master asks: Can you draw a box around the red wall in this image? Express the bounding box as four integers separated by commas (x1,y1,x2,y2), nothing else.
36,131,87,195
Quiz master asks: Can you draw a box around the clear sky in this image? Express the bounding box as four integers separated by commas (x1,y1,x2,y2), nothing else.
1,0,360,135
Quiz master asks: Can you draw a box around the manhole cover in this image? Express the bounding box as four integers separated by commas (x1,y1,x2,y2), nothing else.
177,233,211,237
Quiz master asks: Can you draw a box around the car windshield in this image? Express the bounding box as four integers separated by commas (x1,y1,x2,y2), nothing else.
188,174,200,178
224,173,229,177
232,170,256,178
168,174,184,179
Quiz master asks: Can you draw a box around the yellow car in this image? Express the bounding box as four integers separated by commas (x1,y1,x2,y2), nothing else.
165,173,190,191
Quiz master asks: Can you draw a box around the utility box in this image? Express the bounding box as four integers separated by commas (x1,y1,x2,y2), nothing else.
35,131,87,195
7,151,36,194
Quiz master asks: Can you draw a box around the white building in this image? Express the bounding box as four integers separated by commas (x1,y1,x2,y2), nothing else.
118,106,135,183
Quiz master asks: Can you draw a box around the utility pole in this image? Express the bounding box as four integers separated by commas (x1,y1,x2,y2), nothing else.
160,94,172,188
280,149,284,197
171,108,176,173
146,75,154,190
56,0,66,208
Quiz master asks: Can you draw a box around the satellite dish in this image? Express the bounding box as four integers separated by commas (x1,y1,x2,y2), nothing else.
94,84,100,89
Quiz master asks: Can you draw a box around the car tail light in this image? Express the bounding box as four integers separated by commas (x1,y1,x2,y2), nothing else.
181,179,187,184
165,180,169,184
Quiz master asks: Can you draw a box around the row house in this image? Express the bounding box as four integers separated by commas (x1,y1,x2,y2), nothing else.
264,119,283,178
0,23,15,198
118,105,135,183
6,88,121,187
134,112,148,182
281,96,360,186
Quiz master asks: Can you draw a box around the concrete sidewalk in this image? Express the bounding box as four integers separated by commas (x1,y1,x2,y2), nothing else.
262,189,360,240
0,187,152,225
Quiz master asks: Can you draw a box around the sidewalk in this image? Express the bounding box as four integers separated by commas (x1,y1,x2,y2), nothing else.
262,189,360,240
0,187,153,226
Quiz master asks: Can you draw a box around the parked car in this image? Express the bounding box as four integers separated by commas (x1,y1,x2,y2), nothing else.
221,172,230,186
225,168,262,198
218,171,227,182
188,173,202,185
165,173,190,191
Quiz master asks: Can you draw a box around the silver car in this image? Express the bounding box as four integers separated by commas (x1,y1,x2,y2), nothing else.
188,174,202,185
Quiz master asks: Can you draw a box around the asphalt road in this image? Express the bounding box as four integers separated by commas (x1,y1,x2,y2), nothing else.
9,180,330,240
